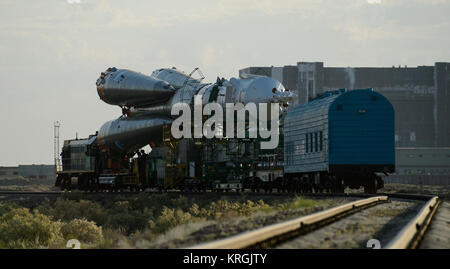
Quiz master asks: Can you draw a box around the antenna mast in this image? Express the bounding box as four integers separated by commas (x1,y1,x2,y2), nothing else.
54,121,61,172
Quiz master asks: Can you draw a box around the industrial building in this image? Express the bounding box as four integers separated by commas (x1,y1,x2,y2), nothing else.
0,166,19,178
383,147,450,186
0,164,56,183
240,62,450,185
395,148,450,176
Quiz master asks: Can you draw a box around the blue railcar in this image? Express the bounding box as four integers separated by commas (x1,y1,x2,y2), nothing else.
284,88,395,193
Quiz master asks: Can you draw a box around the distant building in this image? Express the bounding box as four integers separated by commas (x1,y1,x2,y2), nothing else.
395,148,450,175
18,165,56,180
0,166,19,178
0,164,55,180
386,147,450,185
240,62,450,148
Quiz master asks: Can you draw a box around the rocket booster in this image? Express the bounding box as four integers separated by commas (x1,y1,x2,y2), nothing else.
96,66,295,154
96,67,175,108
97,116,172,154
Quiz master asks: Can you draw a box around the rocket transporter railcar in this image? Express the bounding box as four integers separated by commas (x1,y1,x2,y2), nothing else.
55,66,395,194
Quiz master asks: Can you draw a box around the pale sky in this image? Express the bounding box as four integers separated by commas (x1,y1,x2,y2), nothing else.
0,0,449,166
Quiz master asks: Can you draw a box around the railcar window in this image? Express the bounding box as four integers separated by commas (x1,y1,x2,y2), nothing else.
300,139,305,154
319,131,323,151
315,132,318,152
310,133,313,153
305,134,309,153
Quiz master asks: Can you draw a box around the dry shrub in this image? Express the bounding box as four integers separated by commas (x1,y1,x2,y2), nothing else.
188,200,271,219
149,207,194,234
60,218,103,245
0,208,63,249
37,198,107,225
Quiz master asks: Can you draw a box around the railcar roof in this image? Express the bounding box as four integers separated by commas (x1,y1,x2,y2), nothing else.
285,88,377,119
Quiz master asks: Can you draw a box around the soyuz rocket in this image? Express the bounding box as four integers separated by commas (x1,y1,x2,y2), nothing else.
95,67,294,155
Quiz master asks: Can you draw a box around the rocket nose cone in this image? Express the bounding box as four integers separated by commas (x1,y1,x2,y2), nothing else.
243,76,290,104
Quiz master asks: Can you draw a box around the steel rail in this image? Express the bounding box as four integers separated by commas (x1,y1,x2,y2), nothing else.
386,196,441,249
190,196,389,249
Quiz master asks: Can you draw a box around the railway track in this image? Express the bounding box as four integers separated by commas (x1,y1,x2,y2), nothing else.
0,191,62,197
190,194,442,249
0,190,439,199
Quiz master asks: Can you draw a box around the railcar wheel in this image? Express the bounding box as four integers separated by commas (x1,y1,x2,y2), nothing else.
334,185,344,193
364,181,377,194
62,176,71,191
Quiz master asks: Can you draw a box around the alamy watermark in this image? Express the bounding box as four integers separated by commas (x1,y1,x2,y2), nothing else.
66,239,81,249
170,94,280,149
367,239,381,249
